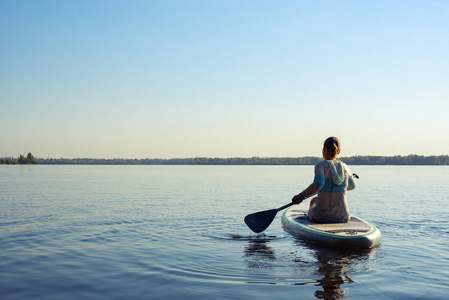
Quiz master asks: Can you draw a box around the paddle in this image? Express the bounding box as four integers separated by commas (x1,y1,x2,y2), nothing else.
244,202,294,233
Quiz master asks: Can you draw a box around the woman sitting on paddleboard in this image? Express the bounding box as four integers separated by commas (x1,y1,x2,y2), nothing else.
292,137,356,223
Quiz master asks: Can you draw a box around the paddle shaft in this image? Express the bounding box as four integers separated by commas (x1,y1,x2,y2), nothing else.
277,202,294,212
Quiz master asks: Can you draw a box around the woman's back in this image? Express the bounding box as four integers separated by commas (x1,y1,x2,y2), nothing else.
310,160,355,223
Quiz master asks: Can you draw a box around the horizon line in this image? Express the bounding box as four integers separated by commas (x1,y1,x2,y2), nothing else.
2,154,449,160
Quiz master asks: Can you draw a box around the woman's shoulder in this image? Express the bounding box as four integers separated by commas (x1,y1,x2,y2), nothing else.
314,160,327,173
315,160,326,166
339,160,352,173
314,160,330,168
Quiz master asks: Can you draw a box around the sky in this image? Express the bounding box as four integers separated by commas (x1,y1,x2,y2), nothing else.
1,0,448,159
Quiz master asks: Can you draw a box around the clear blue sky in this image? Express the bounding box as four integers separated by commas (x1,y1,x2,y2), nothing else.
1,0,448,159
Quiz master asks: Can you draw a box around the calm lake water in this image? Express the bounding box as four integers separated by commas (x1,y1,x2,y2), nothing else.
1,165,448,299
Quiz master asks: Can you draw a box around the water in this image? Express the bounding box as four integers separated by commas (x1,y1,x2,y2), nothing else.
1,165,448,299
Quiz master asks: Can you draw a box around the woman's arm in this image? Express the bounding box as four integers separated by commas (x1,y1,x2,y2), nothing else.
304,173,325,197
292,173,325,204
347,175,356,191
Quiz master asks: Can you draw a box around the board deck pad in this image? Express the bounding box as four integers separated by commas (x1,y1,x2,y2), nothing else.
288,209,373,235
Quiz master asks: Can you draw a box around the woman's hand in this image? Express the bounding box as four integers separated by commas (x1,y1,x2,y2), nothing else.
292,193,305,204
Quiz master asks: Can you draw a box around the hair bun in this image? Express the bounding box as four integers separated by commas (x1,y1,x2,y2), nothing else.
324,137,340,158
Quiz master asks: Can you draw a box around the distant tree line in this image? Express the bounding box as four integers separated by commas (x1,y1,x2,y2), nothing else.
30,157,322,165
8,155,446,165
1,153,37,164
342,155,449,165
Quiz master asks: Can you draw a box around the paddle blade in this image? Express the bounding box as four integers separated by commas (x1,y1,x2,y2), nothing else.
244,209,278,233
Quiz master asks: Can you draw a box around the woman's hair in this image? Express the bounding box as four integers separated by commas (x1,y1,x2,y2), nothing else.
324,137,340,159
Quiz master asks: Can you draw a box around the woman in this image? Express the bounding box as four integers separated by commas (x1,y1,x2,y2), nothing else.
292,137,355,223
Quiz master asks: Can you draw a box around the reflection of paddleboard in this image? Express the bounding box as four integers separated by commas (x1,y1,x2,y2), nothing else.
282,202,381,249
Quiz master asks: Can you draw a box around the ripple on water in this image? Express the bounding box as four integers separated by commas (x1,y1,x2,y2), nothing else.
206,232,287,242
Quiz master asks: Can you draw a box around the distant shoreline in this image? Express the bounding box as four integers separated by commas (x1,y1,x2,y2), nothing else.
2,155,449,165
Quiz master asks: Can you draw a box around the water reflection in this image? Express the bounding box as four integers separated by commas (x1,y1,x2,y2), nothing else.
243,240,279,283
244,238,378,299
312,247,357,299
244,240,276,261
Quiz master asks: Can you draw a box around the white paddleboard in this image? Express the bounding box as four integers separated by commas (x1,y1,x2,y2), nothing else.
282,202,381,249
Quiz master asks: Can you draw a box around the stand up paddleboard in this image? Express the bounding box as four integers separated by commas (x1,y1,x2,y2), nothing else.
282,202,381,249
